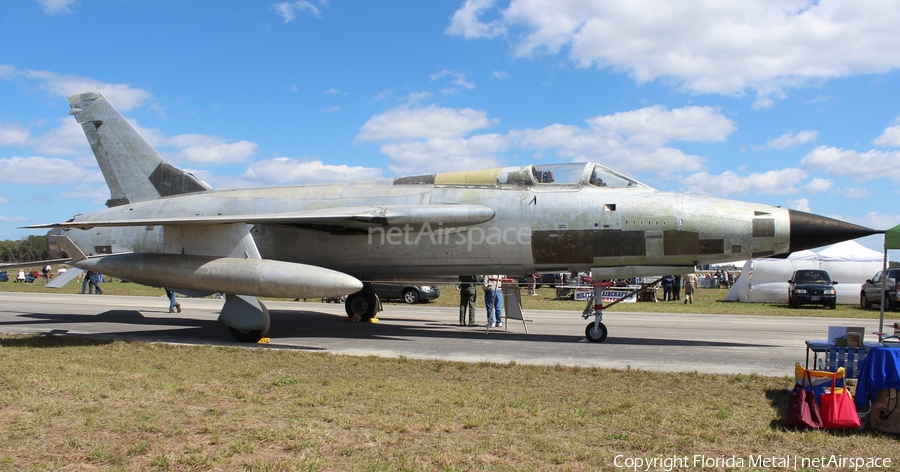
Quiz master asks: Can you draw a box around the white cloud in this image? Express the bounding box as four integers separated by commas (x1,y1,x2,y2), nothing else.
788,198,811,213
357,105,498,141
243,158,382,185
0,156,99,184
59,184,111,206
0,124,31,146
403,92,432,106
839,187,871,199
33,118,88,156
274,1,326,22
765,130,819,149
37,0,77,15
874,125,900,147
0,196,9,205
448,0,900,102
445,0,507,38
126,127,258,166
358,103,727,176
681,168,808,196
800,146,900,182
0,215,28,223
431,69,475,90
586,105,735,146
381,135,508,175
172,140,258,166
1,66,153,111
803,178,833,194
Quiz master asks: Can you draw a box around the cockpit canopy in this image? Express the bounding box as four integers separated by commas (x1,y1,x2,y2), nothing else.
527,163,646,189
393,162,652,189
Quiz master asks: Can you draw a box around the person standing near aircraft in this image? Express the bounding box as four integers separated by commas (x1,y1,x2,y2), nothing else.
80,270,92,293
458,276,477,326
673,274,682,301
165,289,182,313
683,272,698,304
88,271,103,295
483,274,504,328
662,275,675,301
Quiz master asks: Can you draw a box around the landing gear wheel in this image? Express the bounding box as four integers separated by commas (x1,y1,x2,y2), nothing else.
585,322,608,343
221,295,270,343
861,292,871,309
401,289,419,304
345,289,378,321
228,328,266,343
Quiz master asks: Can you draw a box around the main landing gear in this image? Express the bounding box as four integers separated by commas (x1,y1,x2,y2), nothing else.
220,294,271,343
344,283,382,322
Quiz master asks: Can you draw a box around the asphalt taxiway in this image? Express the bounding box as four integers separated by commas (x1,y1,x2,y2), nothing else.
0,292,883,377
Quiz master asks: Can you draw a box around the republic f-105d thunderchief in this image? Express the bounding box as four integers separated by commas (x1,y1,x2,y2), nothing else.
28,92,878,342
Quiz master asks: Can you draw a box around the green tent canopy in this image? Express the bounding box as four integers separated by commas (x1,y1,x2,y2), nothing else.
886,224,900,250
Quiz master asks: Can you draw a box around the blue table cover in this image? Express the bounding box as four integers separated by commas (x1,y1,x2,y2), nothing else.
855,346,900,409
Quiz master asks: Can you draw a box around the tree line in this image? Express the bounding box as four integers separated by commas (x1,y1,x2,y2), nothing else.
0,236,49,263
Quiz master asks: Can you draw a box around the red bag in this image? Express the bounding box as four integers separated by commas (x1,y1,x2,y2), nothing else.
820,372,860,429
786,370,823,429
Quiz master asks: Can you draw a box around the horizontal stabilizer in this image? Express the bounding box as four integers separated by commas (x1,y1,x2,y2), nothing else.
0,257,80,271
46,267,84,288
25,204,496,231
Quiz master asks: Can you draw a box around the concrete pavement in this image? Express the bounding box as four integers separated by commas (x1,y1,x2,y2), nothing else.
0,291,884,377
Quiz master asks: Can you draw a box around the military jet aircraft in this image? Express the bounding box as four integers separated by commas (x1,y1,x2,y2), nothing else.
26,92,878,343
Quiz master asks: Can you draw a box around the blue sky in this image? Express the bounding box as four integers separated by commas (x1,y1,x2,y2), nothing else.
2,0,900,255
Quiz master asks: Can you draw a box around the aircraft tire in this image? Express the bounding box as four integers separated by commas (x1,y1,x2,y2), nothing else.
345,289,378,320
228,327,266,343
584,322,608,343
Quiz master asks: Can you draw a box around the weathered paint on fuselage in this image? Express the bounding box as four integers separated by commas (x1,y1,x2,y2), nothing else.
59,162,791,280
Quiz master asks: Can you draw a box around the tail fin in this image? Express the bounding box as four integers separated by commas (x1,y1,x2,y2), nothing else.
68,91,211,207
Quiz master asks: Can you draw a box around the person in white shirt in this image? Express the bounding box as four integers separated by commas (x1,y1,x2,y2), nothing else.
482,274,505,328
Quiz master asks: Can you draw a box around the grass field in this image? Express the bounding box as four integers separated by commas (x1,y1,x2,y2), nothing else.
1,334,897,471
1,275,898,470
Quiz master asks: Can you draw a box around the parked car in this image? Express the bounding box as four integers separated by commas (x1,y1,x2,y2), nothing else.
788,269,837,309
372,284,440,304
0,271,7,282
860,268,900,311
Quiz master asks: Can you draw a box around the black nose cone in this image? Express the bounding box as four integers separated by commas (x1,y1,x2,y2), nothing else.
789,209,881,252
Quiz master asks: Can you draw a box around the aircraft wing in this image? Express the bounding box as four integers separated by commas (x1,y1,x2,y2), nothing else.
25,204,496,231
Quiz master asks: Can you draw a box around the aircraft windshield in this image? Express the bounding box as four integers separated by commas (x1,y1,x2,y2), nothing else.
588,164,642,188
526,163,647,188
530,164,586,185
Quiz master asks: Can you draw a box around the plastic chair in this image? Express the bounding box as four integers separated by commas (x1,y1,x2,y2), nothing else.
825,347,866,379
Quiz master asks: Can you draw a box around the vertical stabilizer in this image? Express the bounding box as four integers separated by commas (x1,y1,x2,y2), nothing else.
68,92,211,207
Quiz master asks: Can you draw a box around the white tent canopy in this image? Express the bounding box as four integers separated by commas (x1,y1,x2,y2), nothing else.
725,240,884,305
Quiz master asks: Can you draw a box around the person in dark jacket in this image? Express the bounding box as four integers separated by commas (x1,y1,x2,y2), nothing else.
458,276,478,326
